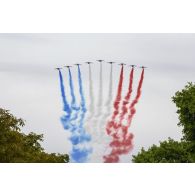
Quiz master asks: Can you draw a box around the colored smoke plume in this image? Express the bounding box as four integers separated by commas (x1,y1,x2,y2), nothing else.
58,70,71,130
99,63,113,137
127,69,144,127
70,66,92,163
119,67,134,124
106,65,124,135
103,68,144,163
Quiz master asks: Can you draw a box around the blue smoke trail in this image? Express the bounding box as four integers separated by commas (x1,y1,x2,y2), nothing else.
59,70,70,112
68,68,76,108
58,68,92,163
70,65,92,162
58,70,71,130
68,69,80,123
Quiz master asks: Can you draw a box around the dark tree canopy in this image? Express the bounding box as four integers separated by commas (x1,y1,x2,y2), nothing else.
172,82,195,141
133,82,195,163
0,108,69,163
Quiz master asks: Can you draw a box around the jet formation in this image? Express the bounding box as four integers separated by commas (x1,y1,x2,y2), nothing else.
55,61,148,70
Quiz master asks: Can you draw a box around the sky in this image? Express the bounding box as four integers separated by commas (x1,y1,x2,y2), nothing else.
0,33,194,163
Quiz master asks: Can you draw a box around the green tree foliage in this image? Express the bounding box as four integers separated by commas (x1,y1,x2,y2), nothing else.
172,82,195,141
0,108,69,163
132,138,195,163
132,82,195,163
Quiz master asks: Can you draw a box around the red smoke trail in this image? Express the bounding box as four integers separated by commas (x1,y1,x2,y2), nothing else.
103,69,144,163
127,69,144,127
119,68,134,124
112,65,124,121
106,66,124,135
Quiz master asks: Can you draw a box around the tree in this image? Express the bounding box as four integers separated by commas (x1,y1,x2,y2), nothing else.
132,82,195,163
132,138,195,163
172,82,195,141
0,108,69,163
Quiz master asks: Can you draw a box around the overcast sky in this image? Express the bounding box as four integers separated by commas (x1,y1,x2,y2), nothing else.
0,33,194,163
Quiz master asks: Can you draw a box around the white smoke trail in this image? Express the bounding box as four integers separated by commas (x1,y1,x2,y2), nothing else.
94,63,114,162
88,63,95,117
84,63,95,134
92,61,103,129
89,61,104,162
98,63,113,139
96,61,103,117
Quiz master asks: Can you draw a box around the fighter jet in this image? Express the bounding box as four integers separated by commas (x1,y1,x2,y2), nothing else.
55,67,62,70
107,62,115,64
97,60,104,62
85,62,93,64
129,65,137,68
140,66,147,69
119,63,126,66
64,65,72,69
74,63,81,67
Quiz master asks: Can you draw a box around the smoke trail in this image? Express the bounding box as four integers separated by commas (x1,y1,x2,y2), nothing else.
58,70,71,130
103,66,124,163
58,68,91,163
70,66,92,163
58,70,70,113
103,68,134,162
84,63,95,134
68,68,76,109
98,63,113,137
112,66,124,122
88,63,95,118
68,69,80,123
103,132,134,163
77,65,87,128
90,61,103,146
103,69,144,163
119,68,134,124
106,66,124,135
93,61,103,126
91,63,114,162
127,69,145,127
97,61,103,115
